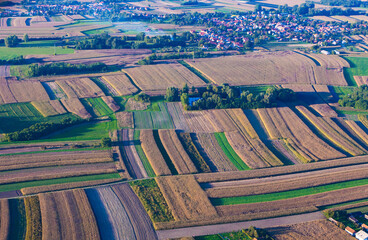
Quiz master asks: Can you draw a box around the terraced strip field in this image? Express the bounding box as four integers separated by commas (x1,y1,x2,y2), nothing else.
345,120,368,146
184,111,217,133
61,78,105,98
133,130,155,178
81,97,114,117
24,196,42,240
101,74,139,96
31,100,64,117
61,98,92,119
0,77,17,104
8,80,50,103
9,198,26,240
214,132,250,171
166,102,190,132
101,96,120,112
0,199,10,240
86,187,135,240
134,103,174,129
193,133,237,172
41,81,67,100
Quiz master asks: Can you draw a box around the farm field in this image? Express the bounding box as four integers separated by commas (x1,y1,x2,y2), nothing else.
0,46,74,60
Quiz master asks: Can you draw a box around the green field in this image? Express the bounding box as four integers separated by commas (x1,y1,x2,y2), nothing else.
81,98,114,117
133,130,156,177
0,102,77,133
342,57,368,86
133,103,174,129
241,85,274,94
214,132,250,171
0,46,73,60
211,178,368,206
82,27,115,35
0,173,120,193
195,230,252,240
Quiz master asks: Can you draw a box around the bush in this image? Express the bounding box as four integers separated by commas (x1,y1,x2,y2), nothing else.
101,137,112,147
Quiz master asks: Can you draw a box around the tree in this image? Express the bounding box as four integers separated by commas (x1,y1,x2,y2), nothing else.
23,33,29,43
101,137,112,147
182,83,189,94
5,35,20,47
165,87,179,102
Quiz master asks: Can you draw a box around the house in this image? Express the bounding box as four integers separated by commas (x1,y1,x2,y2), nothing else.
362,223,368,231
349,216,359,224
346,226,356,236
364,214,368,220
356,230,368,240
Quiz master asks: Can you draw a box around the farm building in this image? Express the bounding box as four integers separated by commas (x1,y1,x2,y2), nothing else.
362,224,368,231
365,214,368,220
349,216,359,224
346,226,356,236
356,230,368,240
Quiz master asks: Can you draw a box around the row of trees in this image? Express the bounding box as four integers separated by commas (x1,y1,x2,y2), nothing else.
0,55,26,65
138,51,210,65
338,85,368,110
3,117,83,142
25,62,107,77
165,84,296,110
4,34,29,47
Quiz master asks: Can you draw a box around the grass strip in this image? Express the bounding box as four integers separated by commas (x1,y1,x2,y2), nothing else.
214,132,250,171
152,130,178,175
211,178,368,206
320,197,368,210
0,173,120,193
9,198,26,240
0,147,111,157
133,130,155,177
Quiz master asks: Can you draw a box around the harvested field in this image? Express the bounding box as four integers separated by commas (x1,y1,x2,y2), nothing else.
156,175,218,222
313,85,335,103
101,74,139,96
126,98,149,111
0,77,17,104
331,15,358,23
111,183,158,240
0,199,10,240
31,101,62,117
205,110,237,132
166,102,190,132
8,80,50,102
40,189,100,240
351,15,368,22
268,219,355,240
205,166,368,198
185,51,347,86
296,106,366,156
159,130,197,174
195,155,368,183
24,196,42,240
61,98,92,119
42,81,67,100
306,53,350,68
86,186,135,240
257,107,345,162
140,129,171,176
354,76,368,86
63,78,105,98
310,104,338,118
0,150,113,172
101,96,119,112
56,80,78,98
123,63,206,92
226,109,258,138
183,111,217,133
116,111,133,128
345,120,368,146
133,130,155,177
193,133,237,172
113,145,132,180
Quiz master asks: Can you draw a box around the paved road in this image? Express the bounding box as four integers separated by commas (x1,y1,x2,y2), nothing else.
156,212,324,239
0,65,10,77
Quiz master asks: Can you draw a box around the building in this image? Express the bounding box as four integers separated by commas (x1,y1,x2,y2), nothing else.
321,50,330,55
349,216,359,224
356,230,368,240
362,224,368,231
346,226,356,236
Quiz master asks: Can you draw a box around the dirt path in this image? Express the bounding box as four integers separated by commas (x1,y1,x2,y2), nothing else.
156,211,324,239
121,129,148,179
202,162,368,189
0,66,10,77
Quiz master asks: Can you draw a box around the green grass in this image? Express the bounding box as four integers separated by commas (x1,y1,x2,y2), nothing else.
82,27,114,35
211,178,368,206
0,46,73,60
335,109,368,116
329,86,355,99
133,130,155,177
347,206,368,214
342,57,368,86
195,231,252,240
133,103,174,129
0,173,120,193
9,198,26,240
82,98,114,117
129,179,175,222
0,102,78,133
19,40,60,47
241,85,274,95
214,132,250,171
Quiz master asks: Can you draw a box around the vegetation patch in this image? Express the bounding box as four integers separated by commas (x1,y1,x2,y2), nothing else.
24,196,42,240
133,130,155,177
9,198,26,240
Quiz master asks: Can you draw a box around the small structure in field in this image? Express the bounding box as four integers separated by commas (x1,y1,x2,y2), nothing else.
345,226,356,236
349,216,359,224
364,214,368,220
356,230,368,240
321,50,330,55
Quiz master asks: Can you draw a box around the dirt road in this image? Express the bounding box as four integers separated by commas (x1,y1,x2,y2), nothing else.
156,211,324,239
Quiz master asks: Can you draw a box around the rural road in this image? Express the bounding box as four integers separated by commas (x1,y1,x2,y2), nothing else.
156,212,324,239
0,65,10,77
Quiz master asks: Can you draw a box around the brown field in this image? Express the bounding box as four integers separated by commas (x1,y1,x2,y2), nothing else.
101,74,139,96
331,15,358,23
195,154,368,183
0,199,10,240
31,101,61,117
185,51,347,86
112,145,132,180
24,196,42,240
354,76,368,86
61,98,92,119
205,109,237,132
39,189,100,240
268,220,355,240
116,111,133,128
166,102,190,132
156,175,218,222
123,63,206,92
140,129,171,176
159,130,197,174
310,104,338,117
313,85,335,103
101,96,120,112
0,150,113,172
183,111,217,133
310,16,340,22
344,120,368,146
56,80,78,98
0,77,17,104
205,166,368,198
50,100,67,114
111,183,158,240
306,53,350,68
296,106,366,156
21,178,122,195
8,80,50,102
61,78,105,98
226,109,258,138
194,133,237,172
351,15,368,22
257,107,345,162
126,98,149,111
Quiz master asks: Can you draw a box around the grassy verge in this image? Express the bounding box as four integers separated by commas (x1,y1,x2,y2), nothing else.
82,98,114,117
0,173,120,193
214,132,250,171
129,179,174,223
133,130,155,177
9,198,26,240
0,46,73,59
211,178,368,206
152,130,178,175
343,57,368,87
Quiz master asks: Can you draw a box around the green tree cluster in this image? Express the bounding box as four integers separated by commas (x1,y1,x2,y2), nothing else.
338,85,368,110
25,62,107,77
5,35,20,47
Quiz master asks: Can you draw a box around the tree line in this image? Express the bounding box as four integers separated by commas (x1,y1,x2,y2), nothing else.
25,62,107,77
165,84,296,110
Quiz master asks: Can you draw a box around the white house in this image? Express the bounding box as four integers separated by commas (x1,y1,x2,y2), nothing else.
356,230,368,240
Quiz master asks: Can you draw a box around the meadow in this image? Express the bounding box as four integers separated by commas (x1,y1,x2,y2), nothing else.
0,46,73,60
